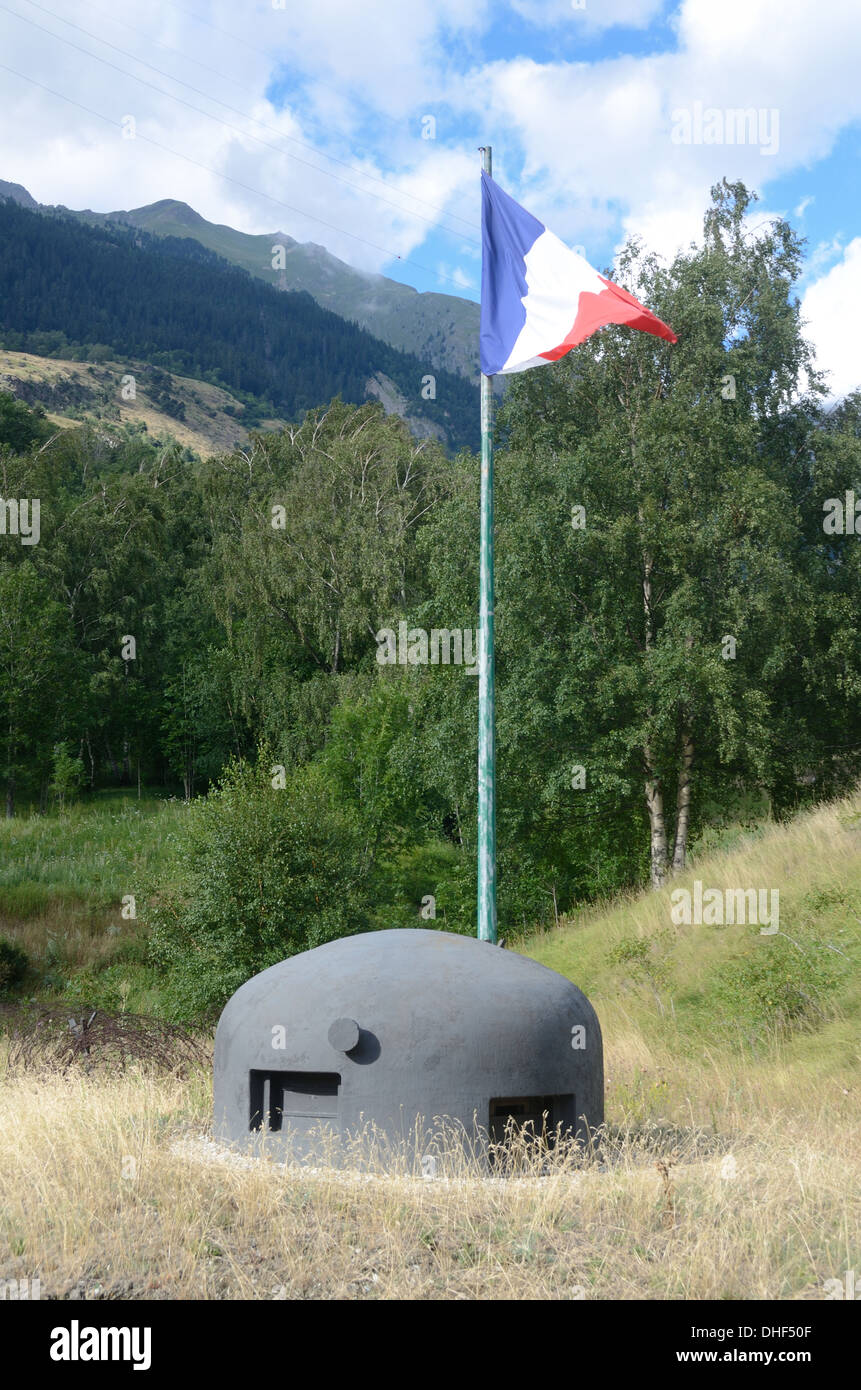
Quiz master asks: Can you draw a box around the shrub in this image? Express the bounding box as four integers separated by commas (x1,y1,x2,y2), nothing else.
711,936,842,1038
49,742,87,810
375,840,472,933
146,753,372,1019
0,938,29,995
0,392,52,452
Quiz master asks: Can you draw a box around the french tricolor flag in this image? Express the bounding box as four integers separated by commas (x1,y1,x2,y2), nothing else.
480,171,676,376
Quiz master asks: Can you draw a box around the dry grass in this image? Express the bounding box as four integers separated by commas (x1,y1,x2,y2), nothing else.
0,1047,855,1301
0,349,260,454
1,791,858,1300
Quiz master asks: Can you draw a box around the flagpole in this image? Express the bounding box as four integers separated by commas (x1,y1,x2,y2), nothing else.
477,144,497,944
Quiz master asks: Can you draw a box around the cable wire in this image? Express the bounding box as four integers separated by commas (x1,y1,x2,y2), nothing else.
76,0,479,233
0,59,476,292
10,0,480,244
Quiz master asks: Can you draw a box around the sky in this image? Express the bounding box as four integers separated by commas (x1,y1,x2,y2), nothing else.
0,0,859,396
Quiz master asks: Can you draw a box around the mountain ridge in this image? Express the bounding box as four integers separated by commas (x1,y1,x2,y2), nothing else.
0,179,481,383
0,195,479,452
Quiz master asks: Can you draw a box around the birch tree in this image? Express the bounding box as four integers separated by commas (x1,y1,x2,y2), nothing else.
417,180,855,901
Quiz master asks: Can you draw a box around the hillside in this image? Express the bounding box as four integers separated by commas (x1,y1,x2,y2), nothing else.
0,348,270,455
0,790,857,1299
0,198,479,452
528,794,861,1084
0,179,481,385
2,788,857,1063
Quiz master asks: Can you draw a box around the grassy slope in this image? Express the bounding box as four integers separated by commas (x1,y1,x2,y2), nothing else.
525,793,861,1094
0,348,274,454
0,345,457,453
0,791,858,1298
0,792,189,1014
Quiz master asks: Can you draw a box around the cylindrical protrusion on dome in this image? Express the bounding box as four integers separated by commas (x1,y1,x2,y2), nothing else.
328,1017,361,1053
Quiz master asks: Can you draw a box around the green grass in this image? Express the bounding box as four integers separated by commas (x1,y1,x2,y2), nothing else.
1,785,860,1073
0,791,187,906
0,792,192,1013
521,790,861,1092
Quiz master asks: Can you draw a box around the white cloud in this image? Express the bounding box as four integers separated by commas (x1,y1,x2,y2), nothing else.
617,194,705,261
262,0,489,123
437,262,476,290
451,0,861,265
0,0,483,271
801,235,845,284
801,239,861,399
0,0,860,391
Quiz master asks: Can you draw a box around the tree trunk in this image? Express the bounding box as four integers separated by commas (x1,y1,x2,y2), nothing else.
639,528,668,887
84,730,96,788
671,729,695,873
6,730,14,818
644,743,669,889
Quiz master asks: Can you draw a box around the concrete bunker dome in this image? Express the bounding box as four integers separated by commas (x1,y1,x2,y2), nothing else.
214,928,603,1159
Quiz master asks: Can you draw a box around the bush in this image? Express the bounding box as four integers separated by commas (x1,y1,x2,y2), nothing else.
0,392,52,452
146,753,372,1019
49,742,87,810
375,840,472,933
711,935,842,1039
0,938,29,995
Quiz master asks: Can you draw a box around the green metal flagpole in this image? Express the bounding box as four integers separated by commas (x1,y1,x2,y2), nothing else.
477,144,497,943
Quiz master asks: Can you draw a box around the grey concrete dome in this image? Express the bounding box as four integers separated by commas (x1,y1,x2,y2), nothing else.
213,928,603,1161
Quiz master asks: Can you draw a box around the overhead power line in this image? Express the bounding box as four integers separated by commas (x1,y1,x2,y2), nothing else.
7,0,480,245
0,60,476,292
75,0,479,235
159,0,450,147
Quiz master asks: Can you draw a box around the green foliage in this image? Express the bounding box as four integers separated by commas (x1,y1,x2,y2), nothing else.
320,677,431,865
0,393,52,452
60,949,159,1016
0,562,80,816
607,937,651,967
146,754,372,1018
485,176,861,884
0,937,28,995
375,840,473,934
0,178,857,982
712,936,842,1038
802,886,848,913
606,931,672,991
49,742,86,810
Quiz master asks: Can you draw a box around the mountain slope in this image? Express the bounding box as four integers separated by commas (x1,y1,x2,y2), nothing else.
0,348,269,455
0,180,481,383
0,179,38,210
0,198,478,452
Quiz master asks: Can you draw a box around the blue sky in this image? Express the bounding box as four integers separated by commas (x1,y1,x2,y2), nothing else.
0,1,859,393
